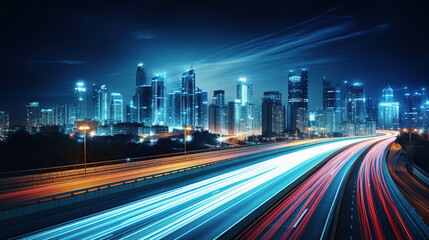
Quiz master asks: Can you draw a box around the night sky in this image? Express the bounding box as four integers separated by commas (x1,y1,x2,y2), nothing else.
1,0,427,125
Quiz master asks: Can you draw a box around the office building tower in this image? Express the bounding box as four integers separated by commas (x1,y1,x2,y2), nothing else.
212,90,225,106
93,84,109,124
323,77,341,111
152,73,167,125
344,82,366,124
235,78,254,135
209,90,227,134
53,104,68,126
136,63,148,87
287,69,308,132
110,93,124,124
227,101,239,135
182,69,196,127
74,81,87,120
26,102,40,126
195,88,208,129
168,91,182,128
0,111,10,129
402,91,423,128
40,109,55,125
424,100,429,130
262,91,284,135
126,101,137,123
378,85,399,129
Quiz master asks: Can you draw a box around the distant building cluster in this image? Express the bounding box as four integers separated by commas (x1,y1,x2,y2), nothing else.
3,63,427,139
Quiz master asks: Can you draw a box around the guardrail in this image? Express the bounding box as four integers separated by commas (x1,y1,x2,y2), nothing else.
0,143,275,186
2,140,328,221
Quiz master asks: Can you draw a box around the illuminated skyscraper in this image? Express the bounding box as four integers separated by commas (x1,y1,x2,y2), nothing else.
74,81,87,120
212,90,225,106
378,85,399,129
168,91,182,128
152,73,167,125
402,91,423,128
134,64,151,125
40,109,54,125
287,69,308,132
26,102,40,126
195,88,208,129
262,91,284,135
344,82,366,124
93,84,109,124
136,63,148,87
126,101,137,123
110,93,124,123
209,90,227,134
53,104,68,126
323,77,341,111
236,78,254,135
181,69,196,127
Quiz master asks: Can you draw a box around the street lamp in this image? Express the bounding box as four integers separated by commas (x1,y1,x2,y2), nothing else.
78,126,90,174
183,126,193,160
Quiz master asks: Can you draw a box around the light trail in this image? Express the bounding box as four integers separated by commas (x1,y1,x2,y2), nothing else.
17,139,367,240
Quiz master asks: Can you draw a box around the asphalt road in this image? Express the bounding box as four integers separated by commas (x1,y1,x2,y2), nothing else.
15,138,367,239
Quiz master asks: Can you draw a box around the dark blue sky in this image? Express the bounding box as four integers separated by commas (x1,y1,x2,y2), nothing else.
1,0,428,125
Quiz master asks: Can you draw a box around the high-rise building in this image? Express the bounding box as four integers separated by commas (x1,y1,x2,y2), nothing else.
378,85,399,129
168,91,182,128
182,69,196,127
212,90,225,106
26,102,40,126
93,84,109,124
126,101,137,123
209,90,227,134
0,111,10,129
323,77,341,111
53,104,68,126
262,91,284,135
74,81,87,120
287,69,308,133
235,78,254,135
152,73,167,125
424,100,429,130
136,63,148,87
40,109,55,125
110,93,124,124
195,88,208,129
344,82,366,124
402,91,423,128
227,101,239,135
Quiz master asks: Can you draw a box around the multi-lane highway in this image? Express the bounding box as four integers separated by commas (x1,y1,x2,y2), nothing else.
0,140,322,207
15,138,367,239
238,135,389,239
336,136,429,240
386,143,429,225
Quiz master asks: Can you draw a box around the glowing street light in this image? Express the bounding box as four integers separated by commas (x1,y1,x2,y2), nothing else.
183,126,193,160
78,126,90,174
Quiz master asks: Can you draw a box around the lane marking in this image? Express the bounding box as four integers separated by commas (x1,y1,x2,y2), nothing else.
293,208,308,228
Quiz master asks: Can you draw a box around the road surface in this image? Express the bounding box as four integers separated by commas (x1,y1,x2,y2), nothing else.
16,138,367,239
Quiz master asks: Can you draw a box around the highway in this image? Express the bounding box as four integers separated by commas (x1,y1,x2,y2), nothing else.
336,136,429,240
15,138,367,239
237,135,388,239
386,143,429,226
0,140,323,207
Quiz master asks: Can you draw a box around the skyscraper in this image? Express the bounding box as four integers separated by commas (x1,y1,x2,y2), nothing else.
322,77,341,111
152,73,167,126
262,91,284,135
74,81,87,120
378,85,399,129
26,102,40,126
168,91,182,128
53,104,68,126
126,101,137,123
209,90,227,134
134,64,152,125
236,78,254,135
195,88,208,129
344,82,366,124
40,109,54,125
182,69,196,127
402,91,423,128
110,93,124,123
227,101,239,135
287,69,308,132
93,84,109,124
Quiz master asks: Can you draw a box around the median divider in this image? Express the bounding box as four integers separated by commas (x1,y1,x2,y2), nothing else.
0,140,334,221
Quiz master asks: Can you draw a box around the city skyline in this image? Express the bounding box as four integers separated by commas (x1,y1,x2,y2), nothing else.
1,0,428,125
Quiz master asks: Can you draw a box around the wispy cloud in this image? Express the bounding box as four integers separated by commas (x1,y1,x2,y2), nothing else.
193,8,390,90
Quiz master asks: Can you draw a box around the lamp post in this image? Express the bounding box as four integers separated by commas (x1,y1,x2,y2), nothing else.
78,126,90,174
183,126,192,160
